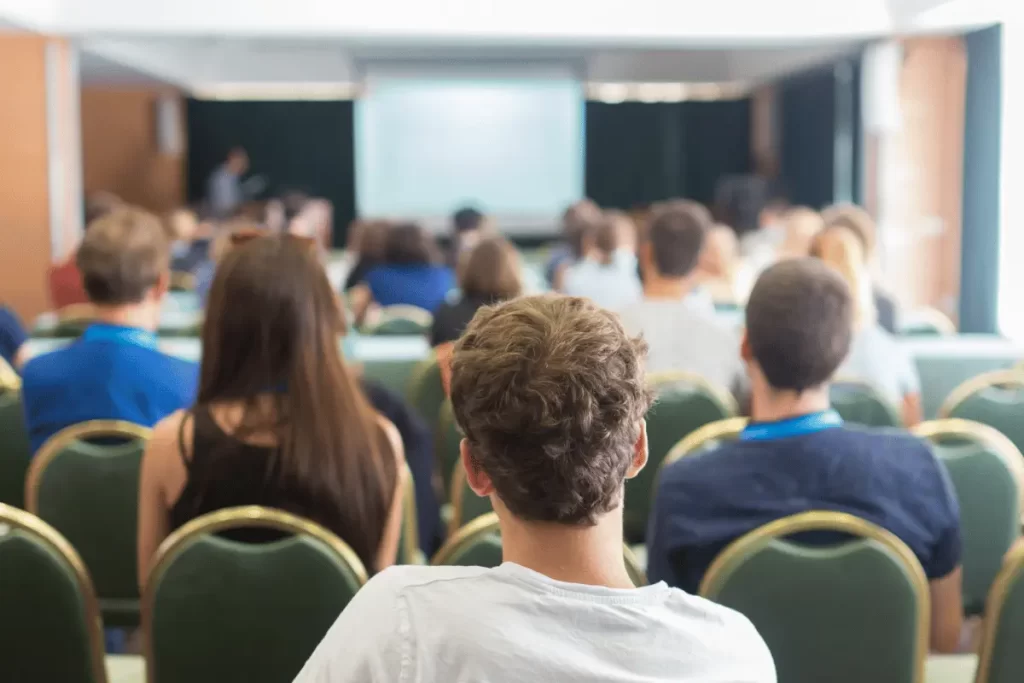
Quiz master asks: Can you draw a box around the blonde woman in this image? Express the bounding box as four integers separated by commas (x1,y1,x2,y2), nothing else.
810,226,922,425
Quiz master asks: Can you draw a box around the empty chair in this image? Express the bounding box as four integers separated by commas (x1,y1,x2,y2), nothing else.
143,506,367,683
0,502,107,683
26,420,150,627
975,543,1024,683
913,418,1024,615
624,372,737,542
0,390,31,508
830,378,902,427
364,304,434,336
700,511,928,683
939,370,1024,458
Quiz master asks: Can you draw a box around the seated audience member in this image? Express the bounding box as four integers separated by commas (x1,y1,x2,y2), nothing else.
137,235,409,584
0,306,28,370
775,206,823,261
738,196,787,265
357,223,455,315
22,208,199,453
49,192,122,309
617,204,745,395
821,203,899,333
546,198,603,290
431,235,523,346
648,258,963,652
563,211,642,310
165,207,209,273
295,295,775,683
697,223,748,305
448,206,488,267
811,226,922,425
344,220,390,291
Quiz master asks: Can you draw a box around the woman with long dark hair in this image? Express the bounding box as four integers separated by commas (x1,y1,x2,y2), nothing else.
137,235,406,582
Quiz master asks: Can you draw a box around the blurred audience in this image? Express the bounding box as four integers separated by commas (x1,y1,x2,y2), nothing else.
563,211,642,310
775,206,823,261
648,258,963,653
546,198,603,290
296,296,775,683
165,207,210,273
23,208,199,452
697,223,747,305
811,226,922,425
344,220,391,291
48,191,122,309
738,196,788,264
618,203,745,396
137,235,409,584
431,235,523,346
0,306,28,370
448,206,489,267
207,147,253,218
355,223,455,315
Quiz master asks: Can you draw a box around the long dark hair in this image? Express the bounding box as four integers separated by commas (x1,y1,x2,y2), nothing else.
197,235,397,568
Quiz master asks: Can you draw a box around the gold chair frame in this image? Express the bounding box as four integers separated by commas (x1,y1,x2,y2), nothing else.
0,355,20,392
169,272,197,292
902,307,957,335
975,542,1024,683
831,375,903,426
26,420,152,513
661,416,749,469
938,370,1024,419
646,370,740,416
0,501,108,683
364,305,434,335
700,510,930,683
141,505,367,683
400,463,423,564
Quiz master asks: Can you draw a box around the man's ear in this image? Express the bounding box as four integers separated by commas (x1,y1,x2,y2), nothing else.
739,328,752,363
626,419,648,480
461,439,495,497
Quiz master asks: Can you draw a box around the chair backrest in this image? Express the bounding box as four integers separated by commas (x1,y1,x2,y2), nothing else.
625,372,737,542
899,307,957,336
396,464,423,565
975,544,1024,683
831,378,902,427
437,399,462,500
143,506,367,683
26,420,151,626
913,418,1024,616
0,502,107,683
406,353,446,434
0,391,31,508
433,512,646,586
700,511,929,683
940,370,1024,459
365,305,433,336
662,416,748,468
169,271,197,292
54,304,97,338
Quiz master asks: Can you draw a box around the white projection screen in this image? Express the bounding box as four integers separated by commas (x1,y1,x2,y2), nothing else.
355,65,585,235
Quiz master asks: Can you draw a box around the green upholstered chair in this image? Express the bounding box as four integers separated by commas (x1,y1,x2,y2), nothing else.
939,370,1024,459
661,417,748,468
433,512,647,586
624,372,737,543
363,305,433,336
899,307,957,336
26,420,151,628
437,400,462,500
831,378,903,427
0,502,108,683
700,511,929,683
975,543,1024,683
143,506,367,683
0,391,31,508
913,418,1023,616
361,358,421,397
406,353,446,433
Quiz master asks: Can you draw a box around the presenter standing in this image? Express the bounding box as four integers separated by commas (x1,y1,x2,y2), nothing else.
207,147,264,218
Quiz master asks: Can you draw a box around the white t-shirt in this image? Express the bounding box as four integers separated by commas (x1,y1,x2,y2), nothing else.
563,251,643,310
294,563,775,683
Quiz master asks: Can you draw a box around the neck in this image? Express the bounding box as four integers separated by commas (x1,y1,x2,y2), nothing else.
751,384,831,423
499,504,635,590
92,303,159,332
643,274,695,301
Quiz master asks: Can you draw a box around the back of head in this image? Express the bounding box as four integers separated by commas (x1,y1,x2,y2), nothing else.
593,215,622,264
459,236,523,302
384,222,439,266
77,207,169,305
821,203,876,257
810,225,877,328
450,295,652,525
646,202,710,278
563,199,603,258
200,235,395,567
780,206,823,256
452,207,485,235
746,259,853,392
701,223,738,275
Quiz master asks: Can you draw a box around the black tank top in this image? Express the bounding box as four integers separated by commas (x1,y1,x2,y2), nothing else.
169,408,347,544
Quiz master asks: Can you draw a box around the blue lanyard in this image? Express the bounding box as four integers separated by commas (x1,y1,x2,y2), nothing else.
740,410,844,442
81,324,159,350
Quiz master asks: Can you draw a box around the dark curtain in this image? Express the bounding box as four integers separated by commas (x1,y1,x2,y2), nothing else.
960,25,1003,334
186,100,356,247
585,100,751,210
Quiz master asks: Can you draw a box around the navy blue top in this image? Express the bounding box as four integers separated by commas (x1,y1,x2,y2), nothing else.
364,264,455,313
21,324,199,452
648,419,962,593
0,307,27,367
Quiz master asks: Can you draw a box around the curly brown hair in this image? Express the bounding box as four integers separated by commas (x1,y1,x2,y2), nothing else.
450,295,653,525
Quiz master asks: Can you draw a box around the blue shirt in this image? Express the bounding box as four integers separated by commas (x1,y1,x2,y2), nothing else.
0,307,27,367
648,418,961,593
21,324,199,453
365,265,456,313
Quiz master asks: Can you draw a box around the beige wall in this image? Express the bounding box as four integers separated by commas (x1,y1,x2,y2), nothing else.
81,88,186,213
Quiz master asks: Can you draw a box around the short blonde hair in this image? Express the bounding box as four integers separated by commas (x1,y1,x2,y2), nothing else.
77,207,168,304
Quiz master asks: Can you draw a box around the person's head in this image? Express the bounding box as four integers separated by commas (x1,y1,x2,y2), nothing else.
810,224,876,329
384,222,440,266
164,207,199,243
821,203,876,259
604,210,638,256
459,236,523,302
743,259,853,397
452,207,485,235
84,192,123,226
777,206,823,259
759,197,789,230
76,206,170,315
640,201,710,281
226,147,249,175
592,215,623,265
450,295,653,528
199,234,396,569
699,223,738,278
563,199,603,259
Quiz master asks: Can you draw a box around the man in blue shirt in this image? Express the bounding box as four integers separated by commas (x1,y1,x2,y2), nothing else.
648,258,964,653
22,207,199,453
